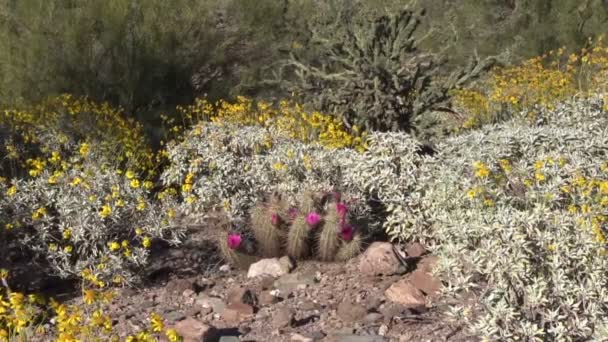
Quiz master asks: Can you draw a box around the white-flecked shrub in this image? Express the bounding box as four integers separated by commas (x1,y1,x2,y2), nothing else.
160,122,424,237
0,144,183,285
407,95,608,341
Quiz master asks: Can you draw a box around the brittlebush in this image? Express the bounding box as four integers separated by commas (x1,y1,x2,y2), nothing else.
452,35,608,130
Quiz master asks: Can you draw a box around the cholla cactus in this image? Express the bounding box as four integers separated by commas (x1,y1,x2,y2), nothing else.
271,8,494,133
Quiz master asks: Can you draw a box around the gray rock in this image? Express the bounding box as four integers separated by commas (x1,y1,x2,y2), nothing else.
195,294,227,313
218,336,240,342
248,258,292,278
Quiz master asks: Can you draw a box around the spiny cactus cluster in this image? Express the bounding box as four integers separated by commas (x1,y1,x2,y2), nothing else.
217,190,364,267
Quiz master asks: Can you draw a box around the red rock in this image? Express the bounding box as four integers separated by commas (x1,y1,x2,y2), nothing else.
404,242,427,258
409,267,441,298
221,302,254,322
173,317,217,342
384,280,426,308
358,242,401,276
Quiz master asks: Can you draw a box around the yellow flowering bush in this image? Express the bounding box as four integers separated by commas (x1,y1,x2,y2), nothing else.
1,268,182,341
452,35,608,130
169,96,368,151
0,151,183,286
0,94,155,179
403,96,608,340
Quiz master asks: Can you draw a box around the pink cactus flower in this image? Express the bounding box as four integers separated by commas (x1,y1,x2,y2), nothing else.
227,233,242,249
305,212,322,227
339,224,354,241
336,202,348,219
271,213,281,226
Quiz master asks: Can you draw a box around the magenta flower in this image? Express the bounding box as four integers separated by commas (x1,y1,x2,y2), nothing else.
305,212,322,227
271,213,281,226
339,224,354,241
336,202,348,219
227,233,242,249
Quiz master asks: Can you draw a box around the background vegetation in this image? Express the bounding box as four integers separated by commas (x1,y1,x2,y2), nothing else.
2,0,608,340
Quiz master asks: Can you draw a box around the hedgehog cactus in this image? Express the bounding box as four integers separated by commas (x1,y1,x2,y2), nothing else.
250,202,285,257
317,203,341,261
218,231,258,269
336,231,363,261
286,215,311,259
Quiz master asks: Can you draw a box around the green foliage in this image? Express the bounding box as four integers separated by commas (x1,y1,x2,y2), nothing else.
270,7,495,133
417,0,608,67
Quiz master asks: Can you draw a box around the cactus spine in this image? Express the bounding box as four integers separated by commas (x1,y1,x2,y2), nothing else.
317,203,340,261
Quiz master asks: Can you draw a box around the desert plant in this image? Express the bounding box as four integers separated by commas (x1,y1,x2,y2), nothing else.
269,7,495,133
249,194,288,258
402,95,608,340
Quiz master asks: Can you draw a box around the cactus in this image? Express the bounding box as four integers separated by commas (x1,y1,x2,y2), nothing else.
249,201,285,257
217,231,258,269
336,231,363,261
269,8,495,134
286,215,311,259
317,204,340,261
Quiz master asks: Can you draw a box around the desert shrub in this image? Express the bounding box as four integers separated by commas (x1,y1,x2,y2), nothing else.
0,94,155,179
0,268,182,341
168,96,367,151
0,95,182,286
270,7,494,133
400,96,608,340
0,143,182,285
160,116,426,244
452,35,608,130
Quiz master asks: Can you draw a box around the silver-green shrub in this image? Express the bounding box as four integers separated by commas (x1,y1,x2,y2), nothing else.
0,144,183,285
403,95,608,341
160,122,425,237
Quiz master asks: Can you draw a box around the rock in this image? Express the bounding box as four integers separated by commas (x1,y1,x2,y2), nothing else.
291,333,314,342
219,264,231,272
404,242,427,258
173,317,218,342
260,276,276,290
218,337,240,342
279,255,296,272
378,324,389,336
324,335,387,342
363,312,383,324
274,272,318,294
358,242,401,276
221,302,254,322
416,255,438,274
272,307,295,329
337,299,367,323
226,286,258,306
300,299,321,311
248,258,292,278
164,310,186,322
384,280,426,308
259,291,280,305
195,294,227,313
183,289,195,298
409,267,441,298
166,278,196,294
